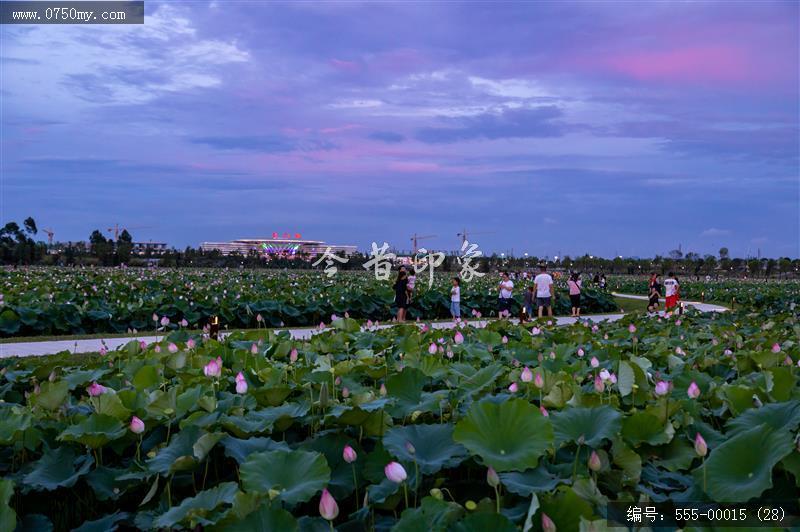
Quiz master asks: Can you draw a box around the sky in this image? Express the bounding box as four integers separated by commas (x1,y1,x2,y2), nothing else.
2,1,799,258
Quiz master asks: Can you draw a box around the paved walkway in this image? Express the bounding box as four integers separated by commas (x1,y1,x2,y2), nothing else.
0,294,726,359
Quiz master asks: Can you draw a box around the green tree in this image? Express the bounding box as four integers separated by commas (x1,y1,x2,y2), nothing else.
116,229,133,264
719,247,729,260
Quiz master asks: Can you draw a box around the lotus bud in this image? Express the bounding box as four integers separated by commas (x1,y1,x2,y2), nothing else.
694,433,707,457
577,347,585,357
342,387,350,398
487,466,500,487
521,367,533,382
539,406,549,417
152,313,159,322
508,382,518,393
160,316,170,327
628,324,636,333
594,375,604,393
772,343,781,353
180,318,188,327
588,450,602,471
289,348,298,363
542,512,557,532
203,359,221,378
256,313,263,322
380,383,387,396
430,488,443,500
130,416,145,434
428,343,437,355
384,461,408,483
534,372,544,389
454,331,464,344
168,343,178,353
654,381,669,396
502,335,508,344
343,445,357,463
687,381,700,399
235,376,248,395
590,357,599,368
187,338,195,349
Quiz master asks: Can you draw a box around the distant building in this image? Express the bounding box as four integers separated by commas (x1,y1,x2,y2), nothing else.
132,242,168,255
199,237,357,259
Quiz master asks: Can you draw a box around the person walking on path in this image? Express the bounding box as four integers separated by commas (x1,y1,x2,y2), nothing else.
534,264,555,318
450,277,461,320
393,270,409,322
664,272,680,311
647,273,662,312
497,271,514,317
567,272,582,317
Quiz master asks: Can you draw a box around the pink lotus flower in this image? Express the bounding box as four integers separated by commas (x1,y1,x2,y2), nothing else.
154,345,161,353
384,461,408,483
290,348,298,363
694,433,707,457
203,359,221,378
508,382,518,393
675,347,685,356
446,350,454,359
534,372,544,389
168,343,178,353
319,488,339,521
152,313,159,322
687,381,700,399
139,340,147,350
588,450,601,471
343,445,357,463
187,338,196,349
577,348,585,357
251,343,258,355
256,313,263,322
486,466,500,488
609,373,617,384
521,367,533,382
99,345,108,356
380,383,387,396
542,513,557,532
724,349,733,356
675,319,682,326
628,323,637,333
772,343,781,353
591,325,599,333
594,375,604,393
454,331,464,344
590,357,599,368
331,314,339,322
539,406,549,417
428,343,437,355
319,321,326,329
502,335,508,344
180,318,188,327
654,381,669,396
160,316,170,327
531,327,541,336
599,369,610,382
87,382,107,396
342,387,350,398
130,416,145,434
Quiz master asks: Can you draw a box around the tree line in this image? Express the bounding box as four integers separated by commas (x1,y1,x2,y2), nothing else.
2,217,798,278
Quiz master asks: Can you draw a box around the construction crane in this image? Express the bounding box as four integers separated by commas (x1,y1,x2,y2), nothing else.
457,228,495,247
106,224,153,241
43,228,55,246
410,233,437,255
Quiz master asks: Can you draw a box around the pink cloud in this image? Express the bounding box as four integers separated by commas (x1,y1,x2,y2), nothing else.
320,123,363,134
388,161,440,173
600,45,752,84
330,58,360,72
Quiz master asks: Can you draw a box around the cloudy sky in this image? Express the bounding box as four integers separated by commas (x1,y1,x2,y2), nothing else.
2,1,798,258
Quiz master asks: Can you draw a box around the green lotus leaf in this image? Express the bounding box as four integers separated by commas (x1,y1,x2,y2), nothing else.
90,392,132,420
499,465,563,496
72,511,128,532
216,503,298,532
63,369,110,391
153,482,238,529
147,425,202,476
31,380,68,411
240,449,330,505
699,423,793,502
450,512,516,532
0,479,16,532
551,406,622,447
393,496,464,532
0,411,31,444
58,414,127,448
132,365,160,391
617,361,635,397
540,487,594,532
453,397,553,472
622,411,673,446
23,446,93,491
220,436,290,464
383,423,469,474
725,400,800,437
16,514,53,532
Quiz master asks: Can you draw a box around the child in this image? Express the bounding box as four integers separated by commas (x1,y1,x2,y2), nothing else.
663,272,680,310
450,277,461,319
406,270,417,303
523,285,535,320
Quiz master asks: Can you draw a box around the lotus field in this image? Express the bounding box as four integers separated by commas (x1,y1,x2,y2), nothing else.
0,268,619,338
1,272,799,531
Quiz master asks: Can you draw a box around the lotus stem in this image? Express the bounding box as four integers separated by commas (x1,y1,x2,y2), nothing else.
494,485,500,513
352,464,359,513
403,482,409,509
572,442,582,481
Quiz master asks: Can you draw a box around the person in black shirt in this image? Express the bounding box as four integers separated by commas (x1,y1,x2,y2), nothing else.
393,270,409,322
647,273,662,312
